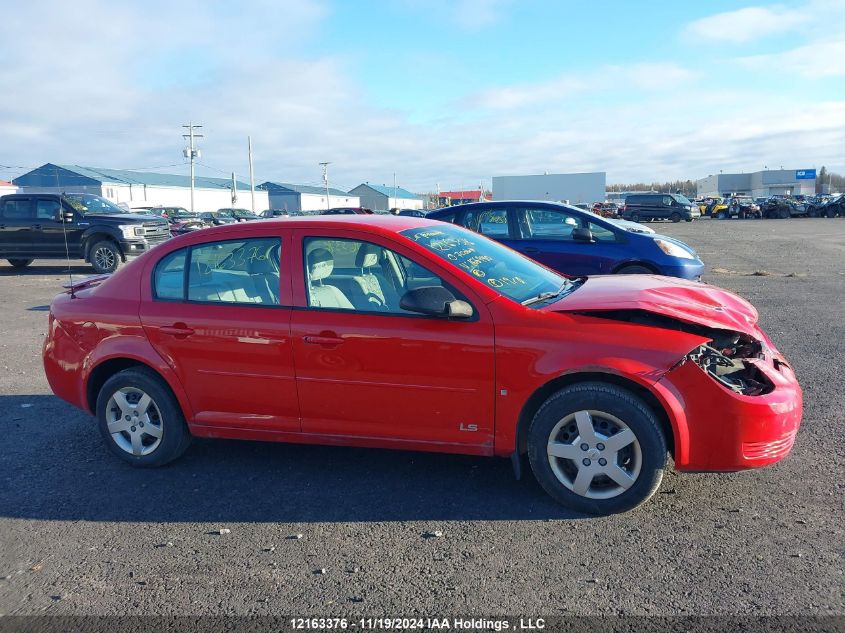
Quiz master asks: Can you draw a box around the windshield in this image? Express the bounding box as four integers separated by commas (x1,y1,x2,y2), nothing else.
64,194,128,215
672,194,693,205
401,224,574,306
168,209,198,219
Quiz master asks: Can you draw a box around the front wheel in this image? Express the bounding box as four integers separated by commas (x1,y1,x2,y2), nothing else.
670,212,681,223
7,258,33,269
96,367,191,467
527,382,667,515
89,240,121,274
615,264,654,274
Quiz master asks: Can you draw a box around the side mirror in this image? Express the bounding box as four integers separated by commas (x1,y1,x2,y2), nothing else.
56,209,74,223
400,286,472,318
572,227,594,242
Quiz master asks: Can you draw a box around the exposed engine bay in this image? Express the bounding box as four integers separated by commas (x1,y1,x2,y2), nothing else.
574,310,776,396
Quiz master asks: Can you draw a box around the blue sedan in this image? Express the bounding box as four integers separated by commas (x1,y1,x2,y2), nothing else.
426,201,704,280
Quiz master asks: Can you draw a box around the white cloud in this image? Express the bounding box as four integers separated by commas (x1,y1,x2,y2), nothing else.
740,38,845,78
683,5,810,42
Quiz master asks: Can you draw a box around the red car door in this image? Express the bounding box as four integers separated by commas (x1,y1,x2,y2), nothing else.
289,228,496,452
139,232,300,433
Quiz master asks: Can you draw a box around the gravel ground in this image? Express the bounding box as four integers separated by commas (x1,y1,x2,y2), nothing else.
0,218,843,617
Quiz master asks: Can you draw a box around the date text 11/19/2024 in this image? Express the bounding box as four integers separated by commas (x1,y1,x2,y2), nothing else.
290,618,546,630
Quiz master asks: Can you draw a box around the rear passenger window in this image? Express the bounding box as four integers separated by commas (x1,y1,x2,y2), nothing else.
1,199,31,219
465,209,509,237
152,239,281,305
188,238,281,305
154,249,187,300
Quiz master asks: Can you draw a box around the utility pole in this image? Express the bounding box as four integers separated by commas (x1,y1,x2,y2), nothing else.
182,123,203,212
248,136,256,214
319,162,331,210
393,172,397,209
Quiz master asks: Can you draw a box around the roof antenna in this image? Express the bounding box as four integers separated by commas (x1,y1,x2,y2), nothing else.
54,166,76,298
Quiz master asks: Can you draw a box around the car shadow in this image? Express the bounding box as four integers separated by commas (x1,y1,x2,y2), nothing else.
0,395,583,523
0,263,93,276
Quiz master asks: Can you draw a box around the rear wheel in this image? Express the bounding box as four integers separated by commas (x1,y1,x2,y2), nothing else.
527,382,667,515
89,240,121,274
7,258,33,269
630,213,640,223
96,367,191,467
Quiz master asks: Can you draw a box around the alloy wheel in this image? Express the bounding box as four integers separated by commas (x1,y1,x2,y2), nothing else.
546,410,642,499
94,246,116,271
105,387,163,456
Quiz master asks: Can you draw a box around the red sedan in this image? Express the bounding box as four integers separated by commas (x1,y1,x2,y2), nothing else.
42,216,802,514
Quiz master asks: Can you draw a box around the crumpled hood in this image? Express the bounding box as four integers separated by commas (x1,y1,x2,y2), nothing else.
545,275,760,336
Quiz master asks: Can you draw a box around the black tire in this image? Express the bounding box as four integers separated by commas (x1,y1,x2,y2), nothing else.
630,213,640,223
7,258,33,269
527,382,667,515
89,240,121,274
96,367,192,467
616,264,654,274
777,208,790,219
670,212,681,223
685,218,693,222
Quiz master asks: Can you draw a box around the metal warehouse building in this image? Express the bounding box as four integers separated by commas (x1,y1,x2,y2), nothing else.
349,183,424,211
492,172,606,204
696,169,817,198
258,181,360,213
12,163,269,212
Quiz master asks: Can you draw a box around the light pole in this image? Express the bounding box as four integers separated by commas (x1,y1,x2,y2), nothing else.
319,162,331,211
182,123,203,212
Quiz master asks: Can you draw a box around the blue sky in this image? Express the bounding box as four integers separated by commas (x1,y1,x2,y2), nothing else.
1,0,844,192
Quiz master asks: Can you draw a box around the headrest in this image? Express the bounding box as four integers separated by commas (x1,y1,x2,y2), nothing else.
247,245,280,275
308,248,334,282
190,260,211,281
355,243,380,269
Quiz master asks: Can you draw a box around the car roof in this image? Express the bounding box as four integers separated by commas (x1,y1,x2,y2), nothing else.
191,214,436,239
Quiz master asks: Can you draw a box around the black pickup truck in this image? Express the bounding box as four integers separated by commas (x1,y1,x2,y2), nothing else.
0,193,170,273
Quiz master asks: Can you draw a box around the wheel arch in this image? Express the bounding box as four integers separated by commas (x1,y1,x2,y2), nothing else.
513,371,676,460
85,353,194,423
611,260,659,274
82,231,124,261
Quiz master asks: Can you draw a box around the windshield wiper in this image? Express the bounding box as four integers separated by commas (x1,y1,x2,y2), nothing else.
521,281,573,306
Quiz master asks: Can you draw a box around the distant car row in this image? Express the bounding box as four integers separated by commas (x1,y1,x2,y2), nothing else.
694,194,844,219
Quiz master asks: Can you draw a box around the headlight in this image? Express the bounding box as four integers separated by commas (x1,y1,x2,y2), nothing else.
118,225,145,239
655,238,695,259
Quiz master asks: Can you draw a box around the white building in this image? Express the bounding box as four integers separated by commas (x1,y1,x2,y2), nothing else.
349,183,424,211
492,172,607,204
12,163,270,213
696,169,817,198
0,180,18,196
258,181,360,213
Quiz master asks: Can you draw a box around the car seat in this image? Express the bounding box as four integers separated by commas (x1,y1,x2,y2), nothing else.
307,247,354,309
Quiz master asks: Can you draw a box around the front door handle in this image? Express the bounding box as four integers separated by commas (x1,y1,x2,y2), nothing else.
160,323,195,337
522,246,539,253
303,335,345,346
31,224,43,230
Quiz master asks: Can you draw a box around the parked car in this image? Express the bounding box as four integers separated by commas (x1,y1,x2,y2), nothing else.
591,202,621,218
157,208,208,235
715,196,761,219
0,193,170,273
427,201,704,279
394,208,427,218
261,209,304,218
806,195,843,218
760,198,804,219
42,215,802,515
606,218,656,234
322,207,374,215
216,208,259,222
620,193,701,223
198,211,237,226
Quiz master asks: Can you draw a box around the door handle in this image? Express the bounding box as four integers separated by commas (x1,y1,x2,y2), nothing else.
160,323,195,337
31,224,43,230
303,335,345,346
522,246,539,253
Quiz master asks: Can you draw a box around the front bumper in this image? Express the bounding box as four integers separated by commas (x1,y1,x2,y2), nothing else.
118,235,169,258
656,353,802,471
657,258,705,281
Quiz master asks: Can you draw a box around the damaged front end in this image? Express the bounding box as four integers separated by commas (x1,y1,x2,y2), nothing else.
576,309,778,396
686,333,773,396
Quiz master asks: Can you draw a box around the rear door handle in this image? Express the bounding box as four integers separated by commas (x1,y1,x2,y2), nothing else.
303,335,345,346
522,246,539,253
160,324,195,337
